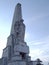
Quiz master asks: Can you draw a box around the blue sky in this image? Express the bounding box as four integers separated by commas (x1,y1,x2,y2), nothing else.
0,0,49,65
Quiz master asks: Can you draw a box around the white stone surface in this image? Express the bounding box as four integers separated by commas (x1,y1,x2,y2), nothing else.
11,55,22,61
17,41,26,46
2,46,11,59
8,61,26,65
27,56,31,62
11,3,23,35
32,61,37,65
28,61,33,65
0,3,43,65
14,44,29,54
7,34,15,47
14,51,20,55
7,35,13,46
13,3,22,23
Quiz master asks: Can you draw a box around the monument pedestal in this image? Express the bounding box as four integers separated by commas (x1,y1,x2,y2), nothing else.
14,44,29,54
8,61,26,65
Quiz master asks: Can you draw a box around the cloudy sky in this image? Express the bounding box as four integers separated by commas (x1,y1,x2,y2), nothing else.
0,0,49,65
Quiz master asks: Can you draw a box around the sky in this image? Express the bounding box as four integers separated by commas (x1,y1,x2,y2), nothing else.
0,0,49,65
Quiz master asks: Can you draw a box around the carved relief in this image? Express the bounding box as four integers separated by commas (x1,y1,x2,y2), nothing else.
14,21,25,42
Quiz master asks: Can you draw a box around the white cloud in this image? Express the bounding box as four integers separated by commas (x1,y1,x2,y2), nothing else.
27,35,49,64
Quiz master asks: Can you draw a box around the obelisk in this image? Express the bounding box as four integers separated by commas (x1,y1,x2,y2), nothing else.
0,3,43,65
11,3,22,35
2,3,30,65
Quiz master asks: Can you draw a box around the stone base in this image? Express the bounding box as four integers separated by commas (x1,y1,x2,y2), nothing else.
2,46,11,60
14,44,29,54
8,61,26,65
11,55,22,61
0,57,7,65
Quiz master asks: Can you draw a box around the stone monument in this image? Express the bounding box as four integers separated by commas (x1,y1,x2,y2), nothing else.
0,3,43,65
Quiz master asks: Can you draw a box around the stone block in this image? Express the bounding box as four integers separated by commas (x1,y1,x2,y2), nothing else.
18,41,27,46
8,61,26,65
14,51,20,55
7,35,12,46
2,46,11,59
28,61,38,65
14,44,29,54
7,34,15,46
28,61,33,65
27,56,31,62
11,55,22,61
0,57,7,65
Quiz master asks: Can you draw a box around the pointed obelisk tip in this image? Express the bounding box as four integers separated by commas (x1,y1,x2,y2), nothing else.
11,3,23,34
17,3,21,6
13,3,22,22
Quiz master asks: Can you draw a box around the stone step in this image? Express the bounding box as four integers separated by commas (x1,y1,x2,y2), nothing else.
8,60,26,65
11,55,22,61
